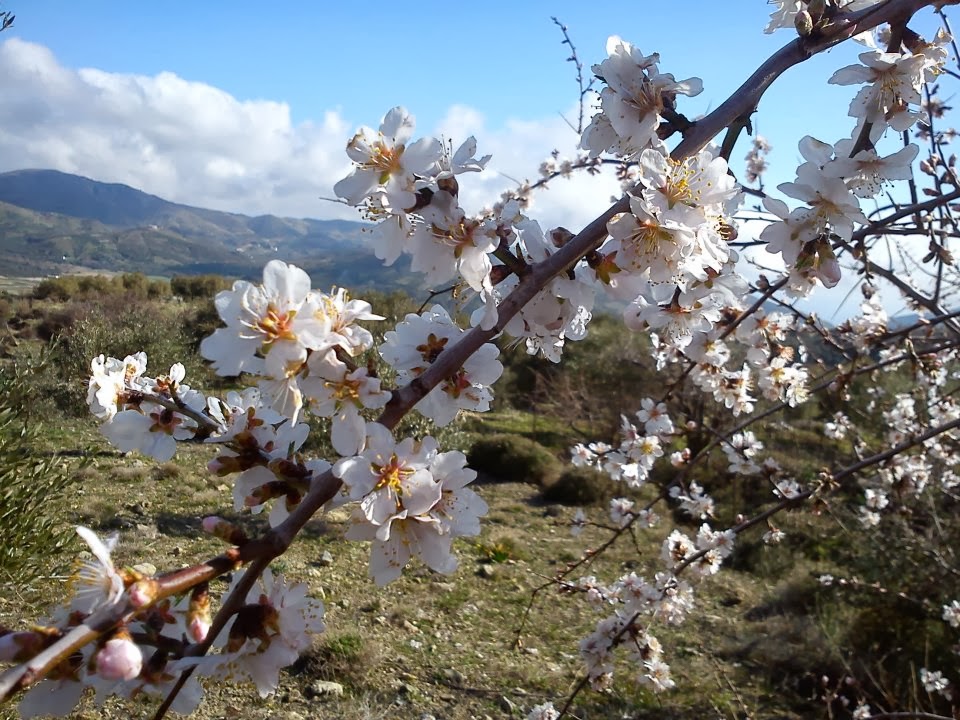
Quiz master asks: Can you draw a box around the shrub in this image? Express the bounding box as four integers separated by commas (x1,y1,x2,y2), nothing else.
30,295,211,416
466,433,561,486
32,273,170,302
0,352,80,586
541,465,618,506
170,274,233,300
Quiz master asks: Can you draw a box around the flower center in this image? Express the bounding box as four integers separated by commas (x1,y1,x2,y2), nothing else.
325,376,362,406
417,333,449,364
627,217,674,259
362,140,405,184
373,455,413,495
257,305,297,346
432,218,480,256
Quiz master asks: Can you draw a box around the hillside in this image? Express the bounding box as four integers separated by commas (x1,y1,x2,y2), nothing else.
0,169,423,292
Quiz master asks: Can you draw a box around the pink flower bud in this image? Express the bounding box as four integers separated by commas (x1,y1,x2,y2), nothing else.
0,631,42,663
128,578,158,608
95,636,143,681
817,256,842,288
188,617,210,644
202,516,223,534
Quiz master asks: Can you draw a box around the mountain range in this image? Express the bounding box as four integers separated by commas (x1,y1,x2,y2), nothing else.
0,169,421,292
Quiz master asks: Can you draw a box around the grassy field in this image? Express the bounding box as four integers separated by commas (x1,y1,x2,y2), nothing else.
0,286,955,720
0,410,877,720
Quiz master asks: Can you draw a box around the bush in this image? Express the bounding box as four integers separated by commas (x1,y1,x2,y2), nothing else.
0,352,80,586
170,274,233,300
541,465,618,506
466,433,561,486
33,273,170,302
30,295,212,416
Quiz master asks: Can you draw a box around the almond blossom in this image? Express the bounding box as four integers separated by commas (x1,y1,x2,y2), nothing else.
300,350,390,456
830,50,928,131
87,352,148,421
192,569,325,698
200,260,331,419
381,304,502,425
335,424,486,584
333,106,442,214
825,139,919,197
71,526,126,614
581,36,702,158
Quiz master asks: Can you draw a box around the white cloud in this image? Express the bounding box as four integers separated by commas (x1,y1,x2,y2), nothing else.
0,37,355,220
432,104,622,232
0,37,621,232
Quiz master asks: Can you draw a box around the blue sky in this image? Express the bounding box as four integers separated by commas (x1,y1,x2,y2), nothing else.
8,1,944,205
14,2,907,141
1,2,954,319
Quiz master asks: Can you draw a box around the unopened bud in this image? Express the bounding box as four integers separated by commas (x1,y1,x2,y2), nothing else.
437,175,459,197
807,0,826,22
95,628,143,681
815,242,842,287
188,583,212,643
202,516,249,546
208,455,242,475
0,631,44,663
549,227,575,248
795,9,814,36
489,264,513,286
128,578,159,608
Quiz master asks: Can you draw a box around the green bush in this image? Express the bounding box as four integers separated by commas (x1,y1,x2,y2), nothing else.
466,433,561,486
541,465,618,506
30,295,212,416
0,352,80,586
32,273,170,302
170,274,234,300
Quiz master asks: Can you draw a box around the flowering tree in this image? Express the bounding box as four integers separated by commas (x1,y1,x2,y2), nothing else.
3,1,960,718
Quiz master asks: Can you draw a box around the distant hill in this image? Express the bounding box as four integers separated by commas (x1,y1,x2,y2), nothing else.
0,169,422,293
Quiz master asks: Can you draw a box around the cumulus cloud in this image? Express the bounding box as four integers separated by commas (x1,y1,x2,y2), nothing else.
0,37,621,231
0,38,357,220
432,104,622,232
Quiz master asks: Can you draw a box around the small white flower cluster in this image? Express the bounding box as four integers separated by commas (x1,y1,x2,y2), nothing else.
744,135,772,185
381,304,502,426
723,431,764,475
657,307,810,419
526,701,560,720
661,525,736,579
919,667,952,699
761,24,950,292
570,398,673,488
198,260,387,428
854,361,960,525
580,36,702,159
943,599,960,628
334,106,595,361
824,411,852,440
572,36,763,356
89,354,205,462
334,423,488,585
576,529,734,694
845,294,888,352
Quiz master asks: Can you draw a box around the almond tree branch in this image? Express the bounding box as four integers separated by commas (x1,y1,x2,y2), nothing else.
6,1,957,714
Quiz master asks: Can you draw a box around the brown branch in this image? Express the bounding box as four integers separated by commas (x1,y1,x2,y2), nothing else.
7,1,956,714
0,550,241,700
